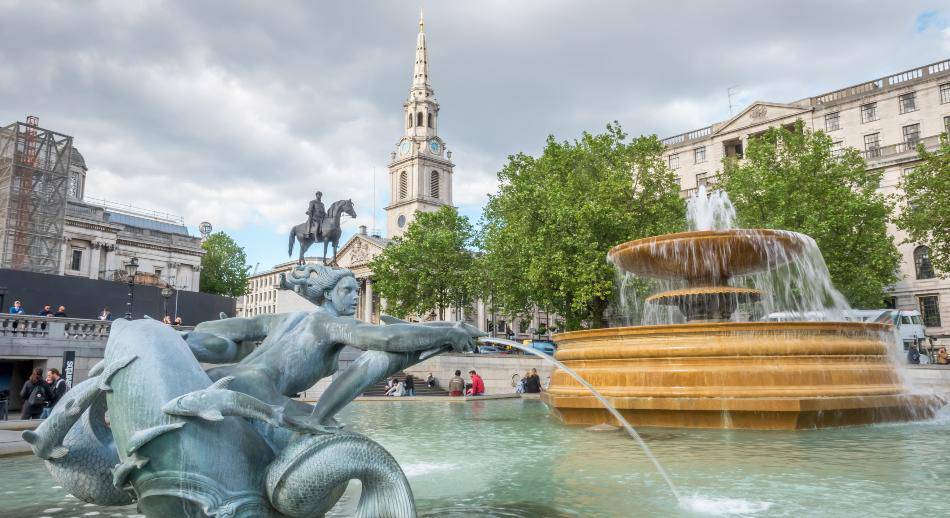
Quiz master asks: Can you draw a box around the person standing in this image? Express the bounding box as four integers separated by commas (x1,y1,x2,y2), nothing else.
53,306,67,317
404,374,416,396
98,307,113,321
8,300,24,314
469,370,485,396
19,368,49,420
448,370,465,396
38,304,53,316
40,368,69,419
523,368,542,393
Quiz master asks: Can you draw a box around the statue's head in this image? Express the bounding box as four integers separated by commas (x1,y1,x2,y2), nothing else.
279,264,358,316
315,191,323,199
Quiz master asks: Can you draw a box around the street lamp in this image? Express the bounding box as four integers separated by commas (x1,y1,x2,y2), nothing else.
124,258,139,319
161,286,174,321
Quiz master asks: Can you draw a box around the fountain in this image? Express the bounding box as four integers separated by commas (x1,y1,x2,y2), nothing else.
543,187,944,430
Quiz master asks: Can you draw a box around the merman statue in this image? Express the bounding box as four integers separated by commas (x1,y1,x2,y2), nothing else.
23,262,482,517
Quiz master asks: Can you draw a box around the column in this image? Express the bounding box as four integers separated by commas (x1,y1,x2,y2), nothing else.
364,278,374,323
477,298,486,333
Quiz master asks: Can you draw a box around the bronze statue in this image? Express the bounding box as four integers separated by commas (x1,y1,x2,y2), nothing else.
290,195,356,264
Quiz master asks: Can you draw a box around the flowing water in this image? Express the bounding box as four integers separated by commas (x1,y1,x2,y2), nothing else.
4,401,950,517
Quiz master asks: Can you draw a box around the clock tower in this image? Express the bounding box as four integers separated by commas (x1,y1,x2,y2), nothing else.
385,11,454,238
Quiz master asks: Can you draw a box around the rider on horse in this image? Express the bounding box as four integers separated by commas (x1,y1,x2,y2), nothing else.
306,191,326,239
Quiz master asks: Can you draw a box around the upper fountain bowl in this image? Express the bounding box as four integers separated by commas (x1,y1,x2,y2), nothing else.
608,229,805,283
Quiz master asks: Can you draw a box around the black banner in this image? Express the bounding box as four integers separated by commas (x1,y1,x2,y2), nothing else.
62,351,76,388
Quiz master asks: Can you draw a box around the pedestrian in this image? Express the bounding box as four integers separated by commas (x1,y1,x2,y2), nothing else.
468,370,485,396
163,315,173,325
404,374,416,396
448,370,465,397
8,300,24,314
53,305,67,317
174,316,183,326
40,368,69,419
19,368,49,420
38,304,53,316
98,307,112,321
425,372,436,388
385,378,405,397
523,368,542,393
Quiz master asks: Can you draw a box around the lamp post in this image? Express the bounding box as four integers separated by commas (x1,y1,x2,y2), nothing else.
161,286,173,321
124,258,139,320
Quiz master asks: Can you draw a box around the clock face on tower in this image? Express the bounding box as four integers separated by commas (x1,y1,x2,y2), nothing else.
399,140,411,156
428,140,441,155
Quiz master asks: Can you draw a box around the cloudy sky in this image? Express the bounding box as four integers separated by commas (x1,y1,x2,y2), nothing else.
1,1,948,270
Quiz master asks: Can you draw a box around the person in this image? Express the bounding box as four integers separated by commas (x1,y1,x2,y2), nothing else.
38,304,53,316
448,370,465,396
40,368,69,418
19,368,49,420
937,347,950,365
523,368,542,393
8,300,24,314
306,191,326,239
404,374,415,396
163,315,173,325
53,305,67,317
468,370,485,396
385,379,405,397
425,372,436,388
907,344,921,364
98,307,113,321
174,316,183,326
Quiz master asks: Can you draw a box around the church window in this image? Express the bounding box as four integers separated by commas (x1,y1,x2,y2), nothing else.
427,113,434,128
408,113,413,128
399,171,408,199
430,171,439,198
417,112,424,127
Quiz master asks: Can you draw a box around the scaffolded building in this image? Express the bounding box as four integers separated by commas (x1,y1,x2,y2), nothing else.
0,117,71,274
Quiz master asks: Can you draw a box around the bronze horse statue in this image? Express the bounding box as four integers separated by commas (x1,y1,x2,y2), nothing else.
288,199,356,264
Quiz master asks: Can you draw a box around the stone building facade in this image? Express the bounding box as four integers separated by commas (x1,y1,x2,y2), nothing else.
60,147,203,291
661,59,950,342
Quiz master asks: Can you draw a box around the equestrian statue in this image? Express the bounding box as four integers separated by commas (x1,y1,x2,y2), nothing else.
289,191,356,264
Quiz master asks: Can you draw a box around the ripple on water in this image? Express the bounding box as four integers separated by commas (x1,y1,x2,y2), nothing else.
680,495,773,516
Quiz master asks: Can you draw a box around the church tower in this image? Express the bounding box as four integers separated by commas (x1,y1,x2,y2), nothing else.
385,11,454,237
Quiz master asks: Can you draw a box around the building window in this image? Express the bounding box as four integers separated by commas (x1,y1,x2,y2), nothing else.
918,295,941,328
668,153,679,170
694,146,706,164
941,82,950,104
914,246,935,280
898,92,917,114
831,141,843,158
416,112,423,127
903,124,920,147
824,112,840,132
430,170,439,198
944,115,950,134
399,171,408,199
863,133,881,158
696,172,713,189
427,113,434,128
154,268,162,280
860,102,877,123
408,113,413,128
70,249,82,271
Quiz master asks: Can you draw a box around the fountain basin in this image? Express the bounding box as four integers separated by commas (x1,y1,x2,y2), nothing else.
543,322,944,430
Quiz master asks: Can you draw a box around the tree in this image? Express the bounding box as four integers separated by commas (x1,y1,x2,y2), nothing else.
717,121,900,306
896,134,950,276
480,123,683,330
199,232,250,297
370,206,477,320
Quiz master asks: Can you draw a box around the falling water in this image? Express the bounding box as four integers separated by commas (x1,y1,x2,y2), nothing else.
617,185,854,325
479,337,683,504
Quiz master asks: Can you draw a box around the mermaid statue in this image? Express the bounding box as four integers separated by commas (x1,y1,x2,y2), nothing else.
22,263,480,517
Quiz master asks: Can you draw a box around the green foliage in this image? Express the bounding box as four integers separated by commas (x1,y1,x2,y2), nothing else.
896,134,950,277
717,121,900,306
480,123,684,330
370,206,477,319
199,232,250,297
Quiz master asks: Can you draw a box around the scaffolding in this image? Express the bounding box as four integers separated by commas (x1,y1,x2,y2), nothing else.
0,117,71,274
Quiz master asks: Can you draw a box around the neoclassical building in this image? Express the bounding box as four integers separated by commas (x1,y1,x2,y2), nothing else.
661,58,950,343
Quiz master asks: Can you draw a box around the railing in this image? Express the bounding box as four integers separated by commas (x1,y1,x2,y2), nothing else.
860,134,942,161
812,59,950,106
0,313,194,340
661,126,713,147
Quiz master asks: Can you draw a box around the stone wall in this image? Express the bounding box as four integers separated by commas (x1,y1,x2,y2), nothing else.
403,353,555,395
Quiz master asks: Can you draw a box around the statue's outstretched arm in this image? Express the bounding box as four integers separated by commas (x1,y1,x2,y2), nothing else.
193,314,282,343
328,318,476,353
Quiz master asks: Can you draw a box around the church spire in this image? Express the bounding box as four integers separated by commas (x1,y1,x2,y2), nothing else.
412,9,430,92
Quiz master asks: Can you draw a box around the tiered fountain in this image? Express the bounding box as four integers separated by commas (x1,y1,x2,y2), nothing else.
543,187,944,430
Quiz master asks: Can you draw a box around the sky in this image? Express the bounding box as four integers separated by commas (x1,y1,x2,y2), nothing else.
1,1,948,271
